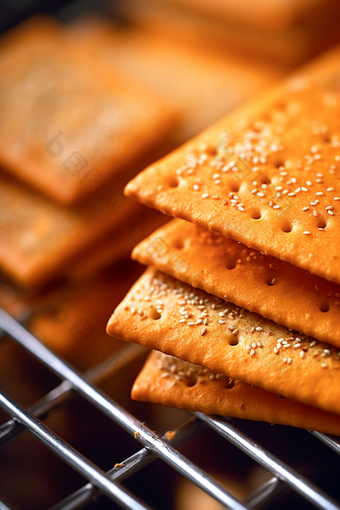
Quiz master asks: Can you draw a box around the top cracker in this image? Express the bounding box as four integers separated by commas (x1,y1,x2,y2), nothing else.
0,17,177,204
125,46,340,285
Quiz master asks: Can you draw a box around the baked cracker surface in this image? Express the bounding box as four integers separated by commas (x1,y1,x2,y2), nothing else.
107,267,340,416
132,219,340,347
0,16,177,204
132,351,340,435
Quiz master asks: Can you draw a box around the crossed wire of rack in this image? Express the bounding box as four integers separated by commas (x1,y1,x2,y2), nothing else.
0,307,339,510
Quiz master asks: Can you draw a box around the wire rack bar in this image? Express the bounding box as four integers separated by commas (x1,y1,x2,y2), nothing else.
50,416,204,510
0,499,14,510
244,477,288,509
196,413,340,510
0,308,249,510
0,343,145,445
52,420,287,510
0,387,152,510
311,431,340,456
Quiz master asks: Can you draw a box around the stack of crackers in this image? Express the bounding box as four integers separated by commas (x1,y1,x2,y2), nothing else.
107,43,340,435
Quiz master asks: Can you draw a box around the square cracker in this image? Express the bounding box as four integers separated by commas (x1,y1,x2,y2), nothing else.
0,16,178,204
0,173,139,289
125,45,340,285
132,219,340,347
106,267,340,416
132,351,340,436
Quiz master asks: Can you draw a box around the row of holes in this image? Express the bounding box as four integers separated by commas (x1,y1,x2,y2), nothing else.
166,177,330,230
170,240,332,313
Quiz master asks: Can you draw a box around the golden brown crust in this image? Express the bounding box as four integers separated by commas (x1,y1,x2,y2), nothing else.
107,267,340,416
0,16,178,204
132,219,340,347
125,46,340,285
132,351,340,436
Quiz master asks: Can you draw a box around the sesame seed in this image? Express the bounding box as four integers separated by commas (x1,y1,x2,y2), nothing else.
316,192,324,196
328,210,334,215
321,363,327,368
245,345,250,350
131,307,136,315
302,207,309,211
256,327,263,332
326,206,334,210
251,342,256,348
274,347,278,354
313,210,318,217
300,351,305,359
218,320,226,325
323,349,331,356
187,321,195,326
201,193,209,199
250,349,255,356
251,327,255,333
257,342,262,347
195,319,203,325
201,327,207,336
293,343,301,348
193,184,200,190
334,197,340,201
303,231,310,235
287,358,292,364
301,187,308,192
327,187,334,191
271,278,276,285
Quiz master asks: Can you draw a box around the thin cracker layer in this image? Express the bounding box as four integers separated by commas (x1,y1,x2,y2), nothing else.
107,267,340,416
132,219,340,346
125,46,340,284
0,174,139,288
132,351,340,436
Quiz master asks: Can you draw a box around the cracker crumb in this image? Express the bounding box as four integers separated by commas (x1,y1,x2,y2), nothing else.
165,430,177,441
114,463,125,468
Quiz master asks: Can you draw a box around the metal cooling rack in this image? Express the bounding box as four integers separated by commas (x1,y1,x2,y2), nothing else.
0,306,340,510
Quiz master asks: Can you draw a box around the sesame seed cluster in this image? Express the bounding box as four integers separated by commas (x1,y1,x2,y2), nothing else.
125,52,340,284
154,351,228,385
120,268,340,373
